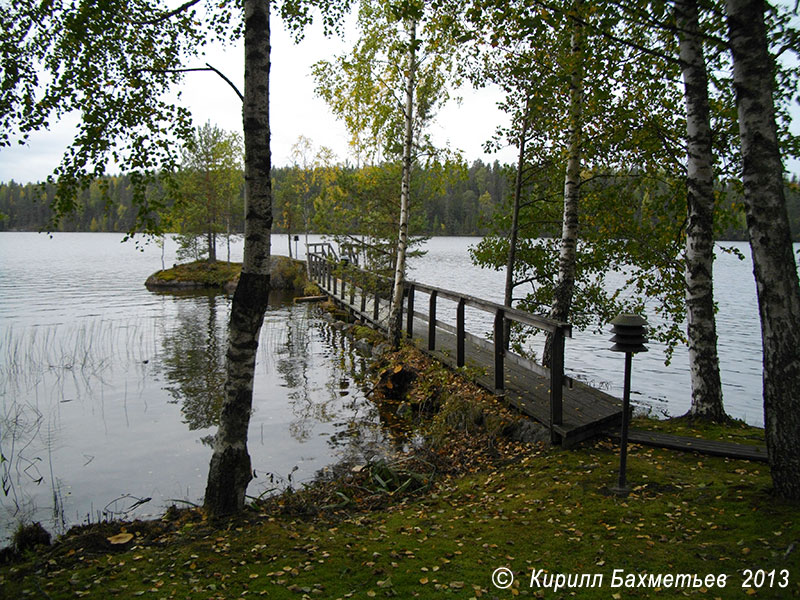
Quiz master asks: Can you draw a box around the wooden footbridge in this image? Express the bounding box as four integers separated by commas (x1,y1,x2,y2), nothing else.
306,243,624,447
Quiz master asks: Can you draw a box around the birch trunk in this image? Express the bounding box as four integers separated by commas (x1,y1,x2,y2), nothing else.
726,0,800,500
676,0,726,421
204,0,272,516
544,10,582,366
388,18,417,349
504,108,530,349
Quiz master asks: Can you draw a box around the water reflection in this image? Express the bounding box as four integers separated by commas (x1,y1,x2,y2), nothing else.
1,282,408,544
158,293,226,435
148,291,402,494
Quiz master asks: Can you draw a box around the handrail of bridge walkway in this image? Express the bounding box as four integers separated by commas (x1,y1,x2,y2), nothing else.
306,245,573,443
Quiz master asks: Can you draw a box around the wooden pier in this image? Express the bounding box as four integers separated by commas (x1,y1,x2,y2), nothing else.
306,245,624,447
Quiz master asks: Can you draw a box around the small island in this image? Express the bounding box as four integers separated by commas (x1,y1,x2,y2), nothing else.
145,256,311,294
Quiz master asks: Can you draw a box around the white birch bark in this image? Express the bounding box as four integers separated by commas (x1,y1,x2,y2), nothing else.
204,0,273,515
545,7,582,366
676,0,725,421
388,17,417,348
726,0,800,499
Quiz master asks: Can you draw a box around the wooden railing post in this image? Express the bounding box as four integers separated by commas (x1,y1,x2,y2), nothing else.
456,298,465,367
549,327,565,444
494,309,505,393
373,289,380,323
360,286,366,314
428,290,437,351
333,270,338,296
406,284,415,338
326,262,331,291
349,275,355,305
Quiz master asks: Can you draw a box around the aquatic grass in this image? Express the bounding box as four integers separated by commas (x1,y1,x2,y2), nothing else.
1,319,156,398
1,318,160,537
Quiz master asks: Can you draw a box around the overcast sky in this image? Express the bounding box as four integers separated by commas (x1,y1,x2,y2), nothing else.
0,15,515,185
0,12,797,184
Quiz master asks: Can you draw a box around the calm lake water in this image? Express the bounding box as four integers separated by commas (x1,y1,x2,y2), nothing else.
0,232,782,543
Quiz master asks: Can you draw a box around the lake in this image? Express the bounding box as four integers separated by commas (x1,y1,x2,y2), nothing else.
0,232,777,543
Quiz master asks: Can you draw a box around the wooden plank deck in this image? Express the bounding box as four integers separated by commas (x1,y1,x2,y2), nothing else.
610,429,768,462
314,271,624,447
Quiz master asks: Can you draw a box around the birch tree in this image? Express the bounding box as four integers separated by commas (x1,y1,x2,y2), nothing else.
544,2,584,365
725,0,800,499
465,0,691,360
675,0,726,420
1,0,351,517
313,0,458,347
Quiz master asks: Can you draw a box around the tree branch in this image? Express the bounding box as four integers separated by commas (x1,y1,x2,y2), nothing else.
132,0,203,25
132,64,244,102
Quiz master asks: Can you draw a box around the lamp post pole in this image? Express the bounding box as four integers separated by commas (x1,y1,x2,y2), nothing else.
609,314,648,497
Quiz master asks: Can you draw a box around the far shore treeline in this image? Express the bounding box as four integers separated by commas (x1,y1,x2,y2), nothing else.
2,163,800,241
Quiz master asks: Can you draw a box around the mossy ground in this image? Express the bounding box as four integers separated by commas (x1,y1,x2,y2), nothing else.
150,261,241,288
148,257,309,291
2,346,795,600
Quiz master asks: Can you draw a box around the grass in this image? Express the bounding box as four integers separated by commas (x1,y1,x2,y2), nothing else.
147,257,311,291
629,415,766,446
1,346,796,600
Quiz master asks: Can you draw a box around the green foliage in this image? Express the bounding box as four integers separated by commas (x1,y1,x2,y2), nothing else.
0,0,210,233
0,0,354,235
472,160,691,361
312,0,459,163
166,122,244,262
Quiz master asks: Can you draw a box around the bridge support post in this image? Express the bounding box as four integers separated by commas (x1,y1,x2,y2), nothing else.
494,309,505,394
428,291,437,351
406,285,415,338
549,328,565,444
456,298,465,367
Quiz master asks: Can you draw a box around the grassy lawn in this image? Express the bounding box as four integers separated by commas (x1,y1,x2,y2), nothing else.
2,347,796,599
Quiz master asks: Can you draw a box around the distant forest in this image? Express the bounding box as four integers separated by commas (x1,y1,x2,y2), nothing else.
1,161,799,241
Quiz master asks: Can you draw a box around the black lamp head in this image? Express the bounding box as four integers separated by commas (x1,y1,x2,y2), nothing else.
609,313,649,354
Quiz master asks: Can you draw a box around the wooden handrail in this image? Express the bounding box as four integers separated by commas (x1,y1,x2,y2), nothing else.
306,248,570,443
307,251,570,337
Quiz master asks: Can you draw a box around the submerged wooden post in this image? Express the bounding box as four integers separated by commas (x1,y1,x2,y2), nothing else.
428,290,437,351
406,284,415,338
494,309,505,393
549,327,565,444
456,298,465,367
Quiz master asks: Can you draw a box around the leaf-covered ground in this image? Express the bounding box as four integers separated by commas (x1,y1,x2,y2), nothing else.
2,346,797,599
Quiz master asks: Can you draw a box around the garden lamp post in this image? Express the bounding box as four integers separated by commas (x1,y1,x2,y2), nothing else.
609,313,648,496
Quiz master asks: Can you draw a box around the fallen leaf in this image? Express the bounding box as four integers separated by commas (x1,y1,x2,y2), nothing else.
107,533,134,545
